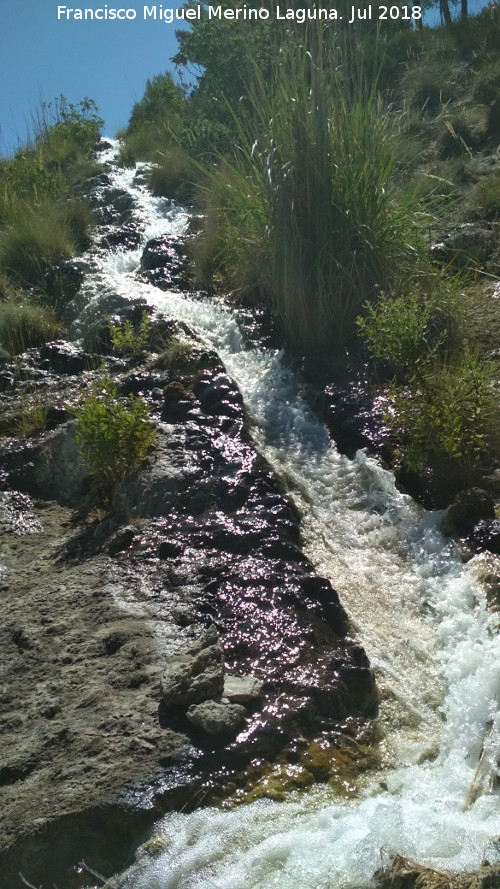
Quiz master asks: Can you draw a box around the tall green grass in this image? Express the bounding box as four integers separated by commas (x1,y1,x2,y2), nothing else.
0,297,61,355
0,96,100,307
192,36,426,348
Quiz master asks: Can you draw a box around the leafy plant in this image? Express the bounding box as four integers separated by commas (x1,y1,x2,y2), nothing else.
385,351,493,471
357,291,494,471
356,291,439,376
73,375,156,486
109,310,152,359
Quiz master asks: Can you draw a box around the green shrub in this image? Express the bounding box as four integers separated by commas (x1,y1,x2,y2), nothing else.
356,290,439,375
109,310,152,359
357,290,494,472
118,73,184,167
14,398,48,438
33,96,103,175
0,95,100,292
486,95,500,138
386,351,494,471
471,58,500,105
73,375,157,486
147,147,193,198
154,337,193,370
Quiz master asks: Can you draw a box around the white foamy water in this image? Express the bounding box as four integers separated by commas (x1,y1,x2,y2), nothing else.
80,149,500,887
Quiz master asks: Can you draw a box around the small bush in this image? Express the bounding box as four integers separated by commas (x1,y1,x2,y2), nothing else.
0,95,100,292
471,58,500,105
403,69,455,116
357,290,495,472
154,337,193,370
357,290,438,375
147,147,193,199
386,351,494,471
109,310,152,359
14,398,48,438
73,375,157,487
486,95,500,138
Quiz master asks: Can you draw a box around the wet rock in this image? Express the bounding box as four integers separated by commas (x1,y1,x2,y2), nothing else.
160,626,224,707
94,138,113,153
100,221,144,250
223,674,263,703
0,423,88,504
440,487,495,538
0,372,15,393
94,197,135,227
193,372,244,420
39,342,100,375
469,518,500,554
108,526,138,556
140,235,188,289
158,539,182,559
162,381,194,422
124,435,188,517
45,404,72,430
186,700,246,738
141,235,184,271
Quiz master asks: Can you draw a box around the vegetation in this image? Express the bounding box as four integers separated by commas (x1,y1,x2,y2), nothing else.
114,2,500,490
0,297,61,356
73,375,157,487
376,851,500,889
109,310,152,359
358,288,496,471
194,43,427,347
0,96,102,329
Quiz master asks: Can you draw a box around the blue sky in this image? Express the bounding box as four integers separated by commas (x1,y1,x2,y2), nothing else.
0,1,188,153
0,0,491,156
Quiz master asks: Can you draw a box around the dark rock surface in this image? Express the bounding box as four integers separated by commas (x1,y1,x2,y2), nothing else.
0,339,377,889
140,234,191,290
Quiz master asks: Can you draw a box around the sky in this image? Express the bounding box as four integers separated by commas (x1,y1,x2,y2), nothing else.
0,0,491,156
0,0,188,154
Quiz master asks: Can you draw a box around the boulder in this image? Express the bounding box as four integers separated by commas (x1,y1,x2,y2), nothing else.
223,674,263,703
160,626,224,707
440,487,495,538
108,526,138,556
186,700,246,737
469,519,500,555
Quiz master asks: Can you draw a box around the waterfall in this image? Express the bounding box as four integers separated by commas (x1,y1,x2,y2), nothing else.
80,144,500,888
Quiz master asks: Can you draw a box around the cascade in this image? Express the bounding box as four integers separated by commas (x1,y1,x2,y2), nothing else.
76,144,500,888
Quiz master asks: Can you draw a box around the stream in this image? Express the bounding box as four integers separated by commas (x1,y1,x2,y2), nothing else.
74,143,500,888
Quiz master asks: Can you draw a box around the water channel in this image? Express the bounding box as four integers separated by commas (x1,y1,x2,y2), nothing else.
74,144,500,889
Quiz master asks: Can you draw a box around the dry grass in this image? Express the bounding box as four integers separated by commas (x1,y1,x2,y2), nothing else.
375,851,500,889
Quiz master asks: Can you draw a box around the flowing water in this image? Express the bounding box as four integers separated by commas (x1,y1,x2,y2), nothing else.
79,144,500,888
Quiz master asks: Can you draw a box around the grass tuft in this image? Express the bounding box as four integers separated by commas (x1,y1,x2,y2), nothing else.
191,37,427,349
